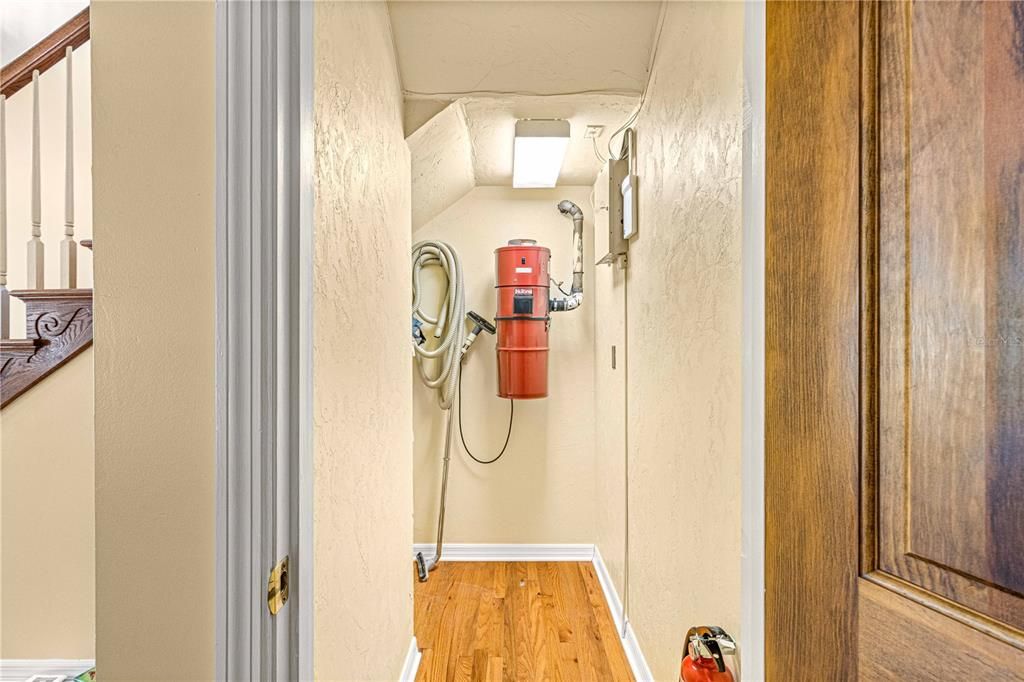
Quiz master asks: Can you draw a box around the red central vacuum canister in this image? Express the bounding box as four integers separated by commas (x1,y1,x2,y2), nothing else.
495,239,550,399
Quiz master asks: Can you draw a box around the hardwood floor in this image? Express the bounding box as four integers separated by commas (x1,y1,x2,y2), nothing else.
414,561,635,681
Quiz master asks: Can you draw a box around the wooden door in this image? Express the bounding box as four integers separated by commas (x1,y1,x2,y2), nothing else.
767,1,1024,679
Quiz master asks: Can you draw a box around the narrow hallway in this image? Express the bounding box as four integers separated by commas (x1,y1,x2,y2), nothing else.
414,562,633,681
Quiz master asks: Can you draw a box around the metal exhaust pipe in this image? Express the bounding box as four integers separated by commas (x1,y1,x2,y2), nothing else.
551,200,584,312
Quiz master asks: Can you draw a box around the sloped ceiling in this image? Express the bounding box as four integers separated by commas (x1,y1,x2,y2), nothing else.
388,1,662,97
462,94,636,186
408,94,637,229
408,102,476,230
396,1,655,228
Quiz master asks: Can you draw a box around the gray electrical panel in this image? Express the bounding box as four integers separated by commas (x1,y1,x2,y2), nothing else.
606,155,631,261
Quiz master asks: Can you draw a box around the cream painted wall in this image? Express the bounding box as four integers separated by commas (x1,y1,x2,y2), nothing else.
91,2,216,679
1,348,94,659
593,4,745,679
313,3,414,679
4,42,93,337
412,186,596,545
591,165,627,597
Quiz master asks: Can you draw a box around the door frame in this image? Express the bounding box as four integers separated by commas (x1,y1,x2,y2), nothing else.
765,1,863,678
215,1,314,679
740,2,766,681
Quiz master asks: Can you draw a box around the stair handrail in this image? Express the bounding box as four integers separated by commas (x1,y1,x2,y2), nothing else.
1,7,90,99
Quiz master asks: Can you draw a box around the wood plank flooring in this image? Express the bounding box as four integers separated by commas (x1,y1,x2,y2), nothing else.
413,561,634,681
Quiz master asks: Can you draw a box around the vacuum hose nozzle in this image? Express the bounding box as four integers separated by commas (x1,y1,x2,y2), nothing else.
467,311,496,335
461,311,496,357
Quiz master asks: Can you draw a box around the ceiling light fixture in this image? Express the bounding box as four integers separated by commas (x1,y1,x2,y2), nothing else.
512,119,570,189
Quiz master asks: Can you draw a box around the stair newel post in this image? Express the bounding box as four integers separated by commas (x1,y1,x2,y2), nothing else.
60,47,76,289
27,70,44,290
1,94,8,337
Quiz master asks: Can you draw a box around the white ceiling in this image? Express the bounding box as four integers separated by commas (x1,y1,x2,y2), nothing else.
387,1,662,97
1,1,88,65
462,94,636,186
407,94,637,228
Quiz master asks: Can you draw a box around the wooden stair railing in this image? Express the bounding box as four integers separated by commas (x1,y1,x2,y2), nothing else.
1,7,90,98
0,289,93,408
1,9,93,409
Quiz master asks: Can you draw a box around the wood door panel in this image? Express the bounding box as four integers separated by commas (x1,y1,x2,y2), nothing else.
982,0,1024,599
858,578,1024,681
875,0,1024,630
768,1,1024,677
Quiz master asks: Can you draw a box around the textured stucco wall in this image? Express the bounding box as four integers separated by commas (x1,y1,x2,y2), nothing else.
1,348,94,659
3,42,93,336
593,4,745,679
313,3,414,679
91,1,216,678
412,186,595,545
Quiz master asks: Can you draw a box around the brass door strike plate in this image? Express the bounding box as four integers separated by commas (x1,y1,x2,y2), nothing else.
267,556,289,615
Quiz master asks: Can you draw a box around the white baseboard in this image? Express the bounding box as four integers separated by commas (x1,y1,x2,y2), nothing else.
592,546,625,632
410,543,651,681
412,543,595,562
592,547,654,682
398,637,421,682
620,623,654,682
0,660,94,682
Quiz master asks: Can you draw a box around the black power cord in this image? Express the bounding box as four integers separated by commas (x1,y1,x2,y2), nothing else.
458,365,514,464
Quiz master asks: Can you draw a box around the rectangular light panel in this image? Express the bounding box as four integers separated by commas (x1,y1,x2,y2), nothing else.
512,119,570,189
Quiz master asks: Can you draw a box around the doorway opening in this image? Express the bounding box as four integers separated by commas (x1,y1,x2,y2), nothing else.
378,2,751,679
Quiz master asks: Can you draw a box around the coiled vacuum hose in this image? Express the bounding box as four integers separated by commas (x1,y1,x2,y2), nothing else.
411,240,466,409
411,240,467,582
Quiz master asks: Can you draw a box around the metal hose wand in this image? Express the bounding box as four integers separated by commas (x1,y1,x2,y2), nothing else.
412,239,495,582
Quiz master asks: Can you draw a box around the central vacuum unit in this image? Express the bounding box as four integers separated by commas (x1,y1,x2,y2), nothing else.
494,200,585,399
413,199,585,582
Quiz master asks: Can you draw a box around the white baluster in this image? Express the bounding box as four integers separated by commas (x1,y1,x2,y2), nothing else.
1,94,8,337
27,70,44,289
60,47,76,288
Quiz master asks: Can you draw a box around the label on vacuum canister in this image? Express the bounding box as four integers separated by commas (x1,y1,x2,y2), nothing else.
513,289,534,315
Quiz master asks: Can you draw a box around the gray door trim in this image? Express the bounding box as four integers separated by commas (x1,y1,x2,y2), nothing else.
296,3,314,679
216,1,313,679
740,1,766,679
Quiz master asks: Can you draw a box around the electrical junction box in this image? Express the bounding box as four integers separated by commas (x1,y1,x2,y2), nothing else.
600,155,636,265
